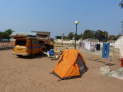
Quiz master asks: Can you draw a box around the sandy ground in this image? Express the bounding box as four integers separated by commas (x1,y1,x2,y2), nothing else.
0,49,123,92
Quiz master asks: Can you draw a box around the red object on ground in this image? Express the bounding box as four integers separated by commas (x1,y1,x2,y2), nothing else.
120,58,123,67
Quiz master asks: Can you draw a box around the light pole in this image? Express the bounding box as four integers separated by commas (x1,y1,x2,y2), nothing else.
74,20,80,49
62,33,64,47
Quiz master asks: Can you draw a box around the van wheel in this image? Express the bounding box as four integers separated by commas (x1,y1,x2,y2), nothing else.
29,54,35,58
17,55,23,57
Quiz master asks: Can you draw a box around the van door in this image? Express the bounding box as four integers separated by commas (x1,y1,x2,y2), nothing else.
31,40,40,54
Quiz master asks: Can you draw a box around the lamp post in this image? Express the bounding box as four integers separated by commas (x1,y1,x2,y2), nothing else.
74,20,80,49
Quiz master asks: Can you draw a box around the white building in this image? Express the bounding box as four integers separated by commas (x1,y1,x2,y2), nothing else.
114,36,123,58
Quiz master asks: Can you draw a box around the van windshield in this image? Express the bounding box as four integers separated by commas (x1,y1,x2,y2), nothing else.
16,40,26,46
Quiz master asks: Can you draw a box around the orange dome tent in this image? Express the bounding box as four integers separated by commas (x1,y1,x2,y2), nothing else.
53,49,87,79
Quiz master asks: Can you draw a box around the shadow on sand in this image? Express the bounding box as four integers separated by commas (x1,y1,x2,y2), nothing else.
17,54,47,59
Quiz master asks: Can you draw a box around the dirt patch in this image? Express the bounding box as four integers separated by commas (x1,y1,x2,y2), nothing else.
0,50,123,92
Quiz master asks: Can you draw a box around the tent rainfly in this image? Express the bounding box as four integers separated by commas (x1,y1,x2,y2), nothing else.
52,49,88,79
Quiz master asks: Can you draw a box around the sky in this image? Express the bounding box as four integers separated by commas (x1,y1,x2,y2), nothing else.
0,0,123,37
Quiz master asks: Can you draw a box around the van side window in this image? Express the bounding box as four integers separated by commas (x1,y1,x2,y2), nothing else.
32,41,39,44
16,40,26,46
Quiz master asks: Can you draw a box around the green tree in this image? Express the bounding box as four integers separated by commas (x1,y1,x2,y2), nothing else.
0,29,14,40
115,34,122,40
67,32,82,40
5,29,14,35
0,32,9,39
55,36,62,39
76,34,82,40
82,29,95,39
95,30,108,42
108,35,117,40
119,0,123,8
67,32,74,40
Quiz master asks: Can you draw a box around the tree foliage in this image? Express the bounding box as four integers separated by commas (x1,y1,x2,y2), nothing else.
120,0,123,8
95,30,108,42
0,29,14,40
55,29,119,41
108,35,117,40
82,29,109,41
55,36,62,39
67,32,74,40
55,32,82,40
82,29,95,39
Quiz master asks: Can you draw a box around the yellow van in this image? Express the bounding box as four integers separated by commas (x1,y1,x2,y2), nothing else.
12,35,53,57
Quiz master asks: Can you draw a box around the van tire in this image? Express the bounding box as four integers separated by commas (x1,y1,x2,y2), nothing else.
17,55,23,57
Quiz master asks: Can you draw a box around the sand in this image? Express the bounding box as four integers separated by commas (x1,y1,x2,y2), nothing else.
0,50,123,92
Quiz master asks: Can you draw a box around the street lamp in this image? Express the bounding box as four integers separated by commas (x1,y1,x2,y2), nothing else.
74,20,80,49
